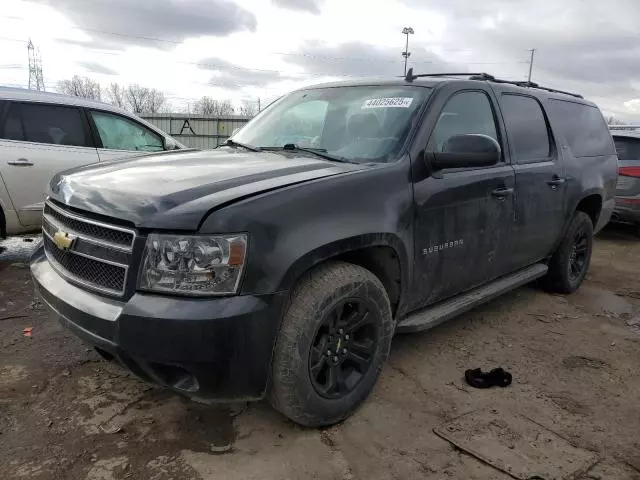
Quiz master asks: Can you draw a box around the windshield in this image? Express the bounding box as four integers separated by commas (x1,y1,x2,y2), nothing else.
231,85,431,163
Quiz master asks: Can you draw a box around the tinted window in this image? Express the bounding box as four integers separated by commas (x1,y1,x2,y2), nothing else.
614,136,640,161
16,103,89,147
90,111,163,152
433,91,499,152
501,94,551,163
547,100,613,157
1,103,24,141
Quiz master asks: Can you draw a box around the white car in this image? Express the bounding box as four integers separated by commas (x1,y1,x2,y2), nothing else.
0,87,186,236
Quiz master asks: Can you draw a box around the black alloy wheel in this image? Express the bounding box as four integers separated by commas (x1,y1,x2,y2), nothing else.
568,230,589,280
309,299,379,399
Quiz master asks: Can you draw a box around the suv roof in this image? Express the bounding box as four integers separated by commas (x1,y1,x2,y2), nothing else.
0,86,130,115
300,70,593,106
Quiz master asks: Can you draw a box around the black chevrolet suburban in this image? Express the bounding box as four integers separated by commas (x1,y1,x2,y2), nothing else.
31,72,617,427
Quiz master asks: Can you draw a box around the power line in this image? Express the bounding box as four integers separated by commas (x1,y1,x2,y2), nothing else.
0,15,531,65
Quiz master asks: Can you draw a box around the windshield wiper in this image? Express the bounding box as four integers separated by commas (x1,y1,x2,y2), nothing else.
262,144,352,163
224,138,261,152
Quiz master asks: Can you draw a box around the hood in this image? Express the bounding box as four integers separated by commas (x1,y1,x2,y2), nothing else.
48,149,363,230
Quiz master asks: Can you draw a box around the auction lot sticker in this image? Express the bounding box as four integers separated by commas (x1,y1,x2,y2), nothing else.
362,97,414,109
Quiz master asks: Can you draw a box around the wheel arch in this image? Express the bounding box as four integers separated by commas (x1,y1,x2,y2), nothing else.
574,192,603,227
279,233,409,317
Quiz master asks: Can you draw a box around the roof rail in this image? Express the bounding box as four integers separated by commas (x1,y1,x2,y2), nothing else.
404,68,583,99
404,68,491,82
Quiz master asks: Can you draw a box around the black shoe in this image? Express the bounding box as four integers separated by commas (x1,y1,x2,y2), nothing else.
464,367,512,389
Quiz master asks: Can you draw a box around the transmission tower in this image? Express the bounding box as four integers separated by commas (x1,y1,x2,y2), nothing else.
27,39,45,91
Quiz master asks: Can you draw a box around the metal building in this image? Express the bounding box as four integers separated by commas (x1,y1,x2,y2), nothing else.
140,114,251,150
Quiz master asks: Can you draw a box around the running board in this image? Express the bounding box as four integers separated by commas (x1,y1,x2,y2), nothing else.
396,263,548,333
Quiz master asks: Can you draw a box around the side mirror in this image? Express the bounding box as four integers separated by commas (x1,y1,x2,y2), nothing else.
163,136,178,150
431,134,500,170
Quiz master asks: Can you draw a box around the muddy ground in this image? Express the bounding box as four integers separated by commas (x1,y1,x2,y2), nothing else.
1,227,639,480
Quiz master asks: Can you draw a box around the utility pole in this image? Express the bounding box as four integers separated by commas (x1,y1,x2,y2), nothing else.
527,48,536,83
402,27,414,77
27,39,45,91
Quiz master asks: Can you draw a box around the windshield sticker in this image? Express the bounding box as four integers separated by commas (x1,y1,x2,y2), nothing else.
362,97,414,109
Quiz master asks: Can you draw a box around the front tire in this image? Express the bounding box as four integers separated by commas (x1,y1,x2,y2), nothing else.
542,211,594,293
269,261,393,427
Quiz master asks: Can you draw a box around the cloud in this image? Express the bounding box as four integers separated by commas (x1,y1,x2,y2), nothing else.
78,61,117,75
284,41,458,78
624,99,640,113
197,57,286,89
32,0,257,50
272,0,324,14
397,0,640,118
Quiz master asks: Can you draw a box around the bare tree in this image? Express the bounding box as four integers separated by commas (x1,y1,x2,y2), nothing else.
57,75,101,100
193,96,235,116
105,82,126,109
146,89,167,114
238,99,259,117
122,84,166,114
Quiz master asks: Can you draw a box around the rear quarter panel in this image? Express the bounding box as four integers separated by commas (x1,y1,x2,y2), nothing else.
542,97,617,233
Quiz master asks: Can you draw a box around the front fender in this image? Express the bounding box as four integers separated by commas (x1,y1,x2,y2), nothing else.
199,161,414,301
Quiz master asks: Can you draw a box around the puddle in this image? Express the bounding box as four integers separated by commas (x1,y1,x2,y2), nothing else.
0,235,41,264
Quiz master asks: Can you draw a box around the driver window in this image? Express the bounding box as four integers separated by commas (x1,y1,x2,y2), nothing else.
433,91,498,152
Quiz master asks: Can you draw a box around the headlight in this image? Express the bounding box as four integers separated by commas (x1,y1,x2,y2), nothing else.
139,234,247,296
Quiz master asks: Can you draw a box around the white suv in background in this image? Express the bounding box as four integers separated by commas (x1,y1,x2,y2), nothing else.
0,87,185,236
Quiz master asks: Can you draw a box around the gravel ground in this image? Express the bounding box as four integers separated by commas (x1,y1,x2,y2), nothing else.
1,227,639,480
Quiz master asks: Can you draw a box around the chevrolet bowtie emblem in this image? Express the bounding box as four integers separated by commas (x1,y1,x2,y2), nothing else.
52,230,76,250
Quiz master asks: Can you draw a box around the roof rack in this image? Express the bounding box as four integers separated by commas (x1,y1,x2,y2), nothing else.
403,68,583,99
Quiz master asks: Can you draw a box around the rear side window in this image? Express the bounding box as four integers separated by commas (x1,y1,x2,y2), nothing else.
547,100,613,157
500,94,551,163
614,136,640,160
1,103,24,141
10,103,90,147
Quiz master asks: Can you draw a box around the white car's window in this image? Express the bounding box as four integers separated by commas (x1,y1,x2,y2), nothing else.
4,102,90,147
2,104,24,141
90,111,164,152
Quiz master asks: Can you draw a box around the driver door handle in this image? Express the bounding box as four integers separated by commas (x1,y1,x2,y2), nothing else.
546,176,566,186
491,187,514,198
8,158,34,166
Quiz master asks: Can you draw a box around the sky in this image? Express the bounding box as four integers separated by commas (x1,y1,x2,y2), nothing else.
1,0,639,119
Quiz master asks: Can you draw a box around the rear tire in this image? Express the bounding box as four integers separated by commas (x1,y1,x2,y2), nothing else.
269,261,393,427
541,211,593,293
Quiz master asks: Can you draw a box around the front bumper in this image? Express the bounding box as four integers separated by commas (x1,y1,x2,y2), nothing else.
31,247,286,401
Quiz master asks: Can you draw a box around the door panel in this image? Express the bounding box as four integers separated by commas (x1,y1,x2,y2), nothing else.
0,140,99,226
410,87,515,310
411,165,515,308
0,102,99,226
496,92,566,268
511,161,566,267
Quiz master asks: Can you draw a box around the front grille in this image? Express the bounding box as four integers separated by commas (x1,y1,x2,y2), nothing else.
42,201,135,296
44,202,134,250
44,235,126,294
